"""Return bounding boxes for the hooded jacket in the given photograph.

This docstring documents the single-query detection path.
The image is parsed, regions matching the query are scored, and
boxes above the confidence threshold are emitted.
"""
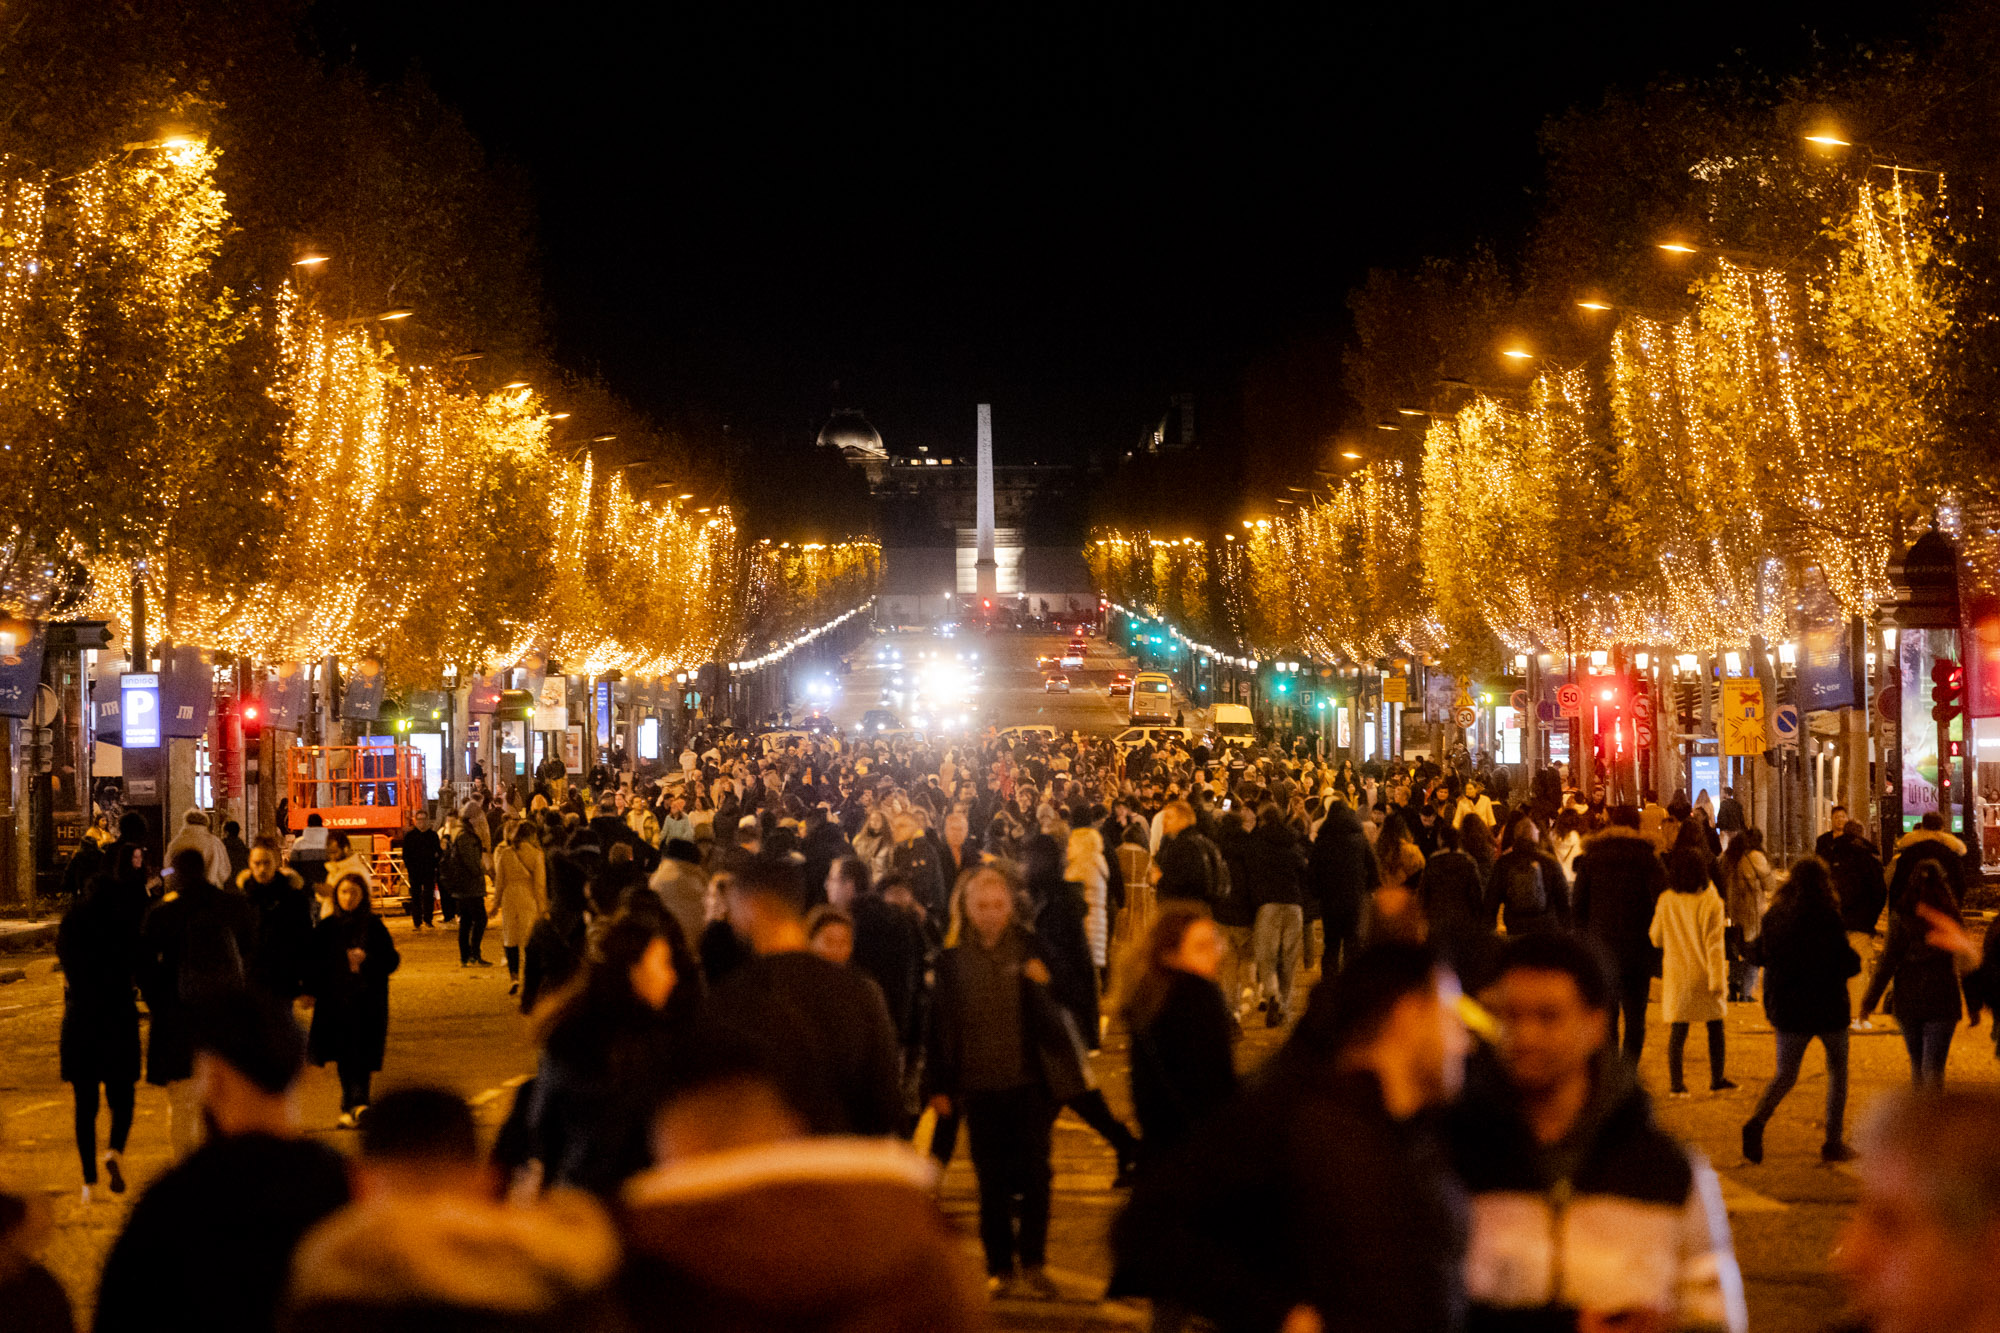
[1569,827,1667,985]
[1448,1050,1746,1333]
[287,1190,620,1333]
[619,1137,983,1333]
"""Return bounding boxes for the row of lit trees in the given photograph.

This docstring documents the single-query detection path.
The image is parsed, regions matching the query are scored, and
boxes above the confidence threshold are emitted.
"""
[3,139,874,683]
[1091,171,1960,672]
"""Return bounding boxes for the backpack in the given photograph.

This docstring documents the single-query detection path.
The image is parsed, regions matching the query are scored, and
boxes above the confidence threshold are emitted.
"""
[1196,834,1232,904]
[1500,856,1547,918]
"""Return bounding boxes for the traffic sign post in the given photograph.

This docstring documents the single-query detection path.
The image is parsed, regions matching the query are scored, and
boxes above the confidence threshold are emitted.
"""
[1557,683,1582,719]
[1453,705,1477,730]
[1772,704,1800,749]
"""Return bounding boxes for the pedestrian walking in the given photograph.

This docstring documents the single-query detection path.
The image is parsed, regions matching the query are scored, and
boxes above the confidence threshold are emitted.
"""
[1066,824,1111,974]
[1720,827,1776,1001]
[526,910,700,1195]
[1119,902,1236,1164]
[1570,804,1669,1063]
[1484,811,1568,937]
[1113,942,1471,1333]
[1652,846,1734,1094]
[1451,932,1747,1333]
[96,990,350,1333]
[496,821,549,994]
[238,836,314,1002]
[398,807,442,929]
[1247,802,1309,1026]
[305,873,400,1128]
[1305,795,1378,972]
[1860,858,1965,1086]
[140,848,258,1156]
[57,863,147,1203]
[440,810,492,967]
[1740,858,1860,1165]
[925,862,1087,1299]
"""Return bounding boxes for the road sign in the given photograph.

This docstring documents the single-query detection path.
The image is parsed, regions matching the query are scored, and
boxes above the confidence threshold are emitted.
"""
[1453,705,1477,729]
[1536,700,1557,723]
[1510,689,1529,714]
[1382,676,1409,703]
[1634,716,1655,747]
[1773,703,1800,748]
[1557,683,1582,718]
[1721,678,1765,756]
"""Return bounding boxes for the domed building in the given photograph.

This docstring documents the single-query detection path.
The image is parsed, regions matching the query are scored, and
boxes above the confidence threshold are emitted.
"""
[817,409,887,460]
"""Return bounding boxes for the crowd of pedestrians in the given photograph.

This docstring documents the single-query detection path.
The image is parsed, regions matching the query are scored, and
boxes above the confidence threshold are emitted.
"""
[12,699,2000,1332]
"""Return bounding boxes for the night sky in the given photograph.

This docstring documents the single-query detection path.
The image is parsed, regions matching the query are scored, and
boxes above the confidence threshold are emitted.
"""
[312,1,1945,466]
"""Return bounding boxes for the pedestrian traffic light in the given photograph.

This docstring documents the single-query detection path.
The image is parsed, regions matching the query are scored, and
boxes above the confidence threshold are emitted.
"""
[1932,658,1965,728]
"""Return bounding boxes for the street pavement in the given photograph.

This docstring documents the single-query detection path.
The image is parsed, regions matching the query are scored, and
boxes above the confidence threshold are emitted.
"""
[1,627,1983,1329]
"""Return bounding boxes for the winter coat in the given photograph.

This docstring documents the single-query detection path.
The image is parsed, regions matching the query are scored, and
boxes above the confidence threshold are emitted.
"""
[1113,1058,1466,1333]
[530,1002,685,1196]
[1067,837,1112,967]
[925,925,1090,1107]
[1862,904,1966,1025]
[1030,877,1102,1050]
[287,1190,620,1333]
[138,882,258,1085]
[163,821,230,889]
[1721,850,1776,941]
[1306,804,1379,932]
[497,843,549,948]
[646,856,708,951]
[1886,829,1970,922]
[1825,832,1886,935]
[1570,826,1668,988]
[891,836,950,924]
[1244,820,1309,910]
[1648,888,1727,1024]
[1128,969,1237,1158]
[398,827,442,887]
[1483,846,1570,937]
[238,866,314,1000]
[305,909,400,1073]
[440,830,488,904]
[1448,1050,1746,1333]
[1756,896,1860,1034]
[57,879,147,1086]
[620,1138,984,1333]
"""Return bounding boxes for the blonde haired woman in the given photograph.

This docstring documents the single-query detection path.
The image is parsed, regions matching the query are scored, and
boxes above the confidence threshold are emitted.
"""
[495,822,548,996]
[1066,825,1111,974]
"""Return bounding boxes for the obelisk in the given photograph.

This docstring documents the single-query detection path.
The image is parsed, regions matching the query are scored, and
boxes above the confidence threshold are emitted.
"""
[975,403,998,603]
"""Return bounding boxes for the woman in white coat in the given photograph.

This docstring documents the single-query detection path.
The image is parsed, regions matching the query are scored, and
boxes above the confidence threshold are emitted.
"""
[1651,846,1734,1095]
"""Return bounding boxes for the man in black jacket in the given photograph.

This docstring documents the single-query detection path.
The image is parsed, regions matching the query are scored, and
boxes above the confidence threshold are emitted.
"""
[1450,933,1745,1333]
[1306,797,1379,974]
[1569,806,1668,1064]
[97,991,349,1333]
[709,856,903,1136]
[397,807,442,929]
[1113,943,1470,1333]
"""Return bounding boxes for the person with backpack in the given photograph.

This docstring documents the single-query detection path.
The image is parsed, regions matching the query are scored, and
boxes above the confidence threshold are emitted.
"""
[1484,812,1568,937]
[139,849,258,1156]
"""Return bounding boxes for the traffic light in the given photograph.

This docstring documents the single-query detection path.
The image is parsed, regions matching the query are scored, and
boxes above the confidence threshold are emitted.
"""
[239,699,262,742]
[982,599,991,610]
[1932,658,1965,728]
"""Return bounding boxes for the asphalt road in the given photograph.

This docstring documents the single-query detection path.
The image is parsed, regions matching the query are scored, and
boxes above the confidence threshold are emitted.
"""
[4,628,1991,1329]
[827,625,1138,739]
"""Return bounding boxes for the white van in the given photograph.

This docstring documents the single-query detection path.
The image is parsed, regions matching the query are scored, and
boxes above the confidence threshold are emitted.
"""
[1210,703,1257,746]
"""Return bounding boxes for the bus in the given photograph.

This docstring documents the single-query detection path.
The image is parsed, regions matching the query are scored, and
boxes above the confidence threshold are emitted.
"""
[1129,671,1174,723]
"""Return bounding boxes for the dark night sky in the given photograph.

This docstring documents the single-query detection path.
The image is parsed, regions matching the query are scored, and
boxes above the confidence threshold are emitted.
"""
[311,1,1945,465]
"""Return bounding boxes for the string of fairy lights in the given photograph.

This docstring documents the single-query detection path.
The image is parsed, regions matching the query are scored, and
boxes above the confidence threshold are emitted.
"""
[0,141,877,684]
[1094,174,1957,672]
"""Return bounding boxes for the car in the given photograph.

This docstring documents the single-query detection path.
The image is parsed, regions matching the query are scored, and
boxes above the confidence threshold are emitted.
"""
[859,709,902,733]
[1036,654,1060,671]
[997,724,1061,742]
[1108,672,1132,696]
[1044,673,1071,693]
[1059,650,1084,669]
[1112,725,1193,749]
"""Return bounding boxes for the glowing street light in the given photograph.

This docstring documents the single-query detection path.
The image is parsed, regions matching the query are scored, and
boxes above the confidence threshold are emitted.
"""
[293,254,329,268]
[549,411,571,420]
[500,381,530,391]
[1657,241,1698,254]
[1501,347,1534,361]
[1576,298,1612,311]
[1804,131,1852,148]
[1340,450,1363,460]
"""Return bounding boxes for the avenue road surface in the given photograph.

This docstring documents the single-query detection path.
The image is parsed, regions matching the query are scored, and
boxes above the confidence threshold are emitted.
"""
[0,624,1987,1329]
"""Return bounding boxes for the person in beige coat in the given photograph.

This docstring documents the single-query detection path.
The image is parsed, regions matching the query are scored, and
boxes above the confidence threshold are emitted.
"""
[495,823,548,996]
[1651,846,1734,1095]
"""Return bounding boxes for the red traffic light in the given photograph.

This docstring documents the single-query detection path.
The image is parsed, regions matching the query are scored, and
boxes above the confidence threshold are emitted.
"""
[241,703,259,722]
[982,599,991,609]
[1933,657,1966,728]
